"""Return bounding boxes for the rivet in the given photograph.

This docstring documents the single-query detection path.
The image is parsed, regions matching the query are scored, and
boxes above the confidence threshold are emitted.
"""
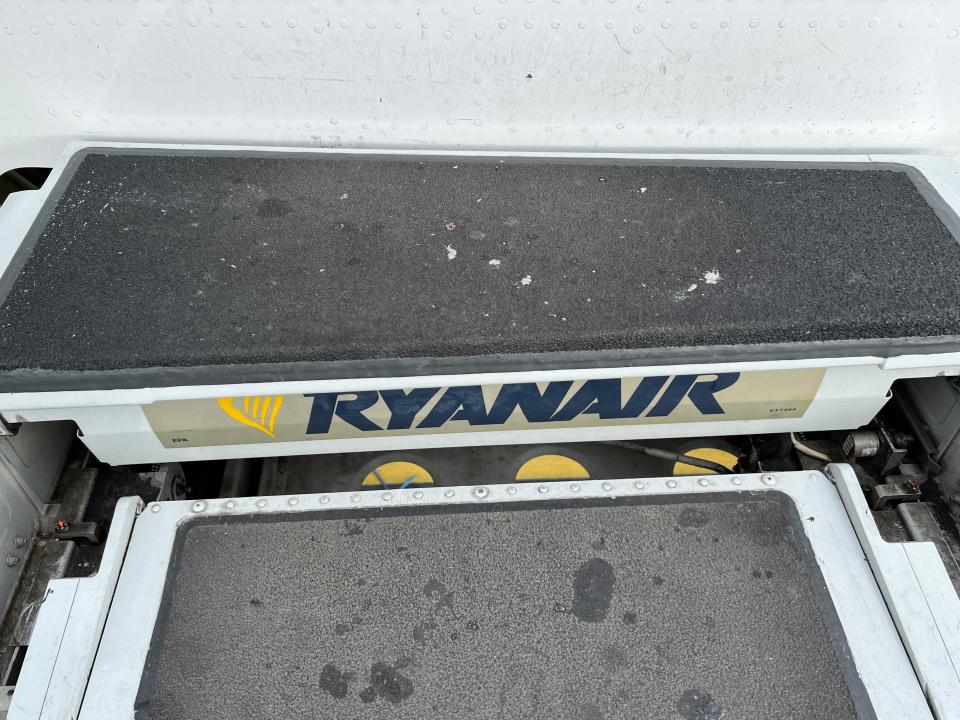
[538,484,550,494]
[762,474,777,486]
[224,500,236,510]
[320,495,331,504]
[444,489,455,498]
[601,482,613,491]
[413,490,425,500]
[698,478,710,487]
[256,499,268,508]
[382,492,393,501]
[150,504,161,513]
[473,486,489,499]
[666,479,678,489]
[288,497,300,506]
[4,555,19,568]
[731,476,743,486]
[633,481,645,490]
[191,501,206,513]
[570,483,581,492]
[506,486,518,495]
[13,536,26,548]
[350,494,360,503]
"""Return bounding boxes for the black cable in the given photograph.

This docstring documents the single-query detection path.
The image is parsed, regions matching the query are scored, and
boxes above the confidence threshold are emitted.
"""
[603,441,734,474]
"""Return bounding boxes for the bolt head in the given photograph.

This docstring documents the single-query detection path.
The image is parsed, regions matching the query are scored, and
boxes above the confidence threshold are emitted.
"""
[4,555,19,568]
[13,536,26,548]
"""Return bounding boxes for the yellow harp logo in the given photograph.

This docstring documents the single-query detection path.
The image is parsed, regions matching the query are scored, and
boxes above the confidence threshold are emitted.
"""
[217,395,284,439]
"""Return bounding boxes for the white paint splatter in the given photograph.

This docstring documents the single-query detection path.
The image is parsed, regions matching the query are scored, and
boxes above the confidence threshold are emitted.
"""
[520,274,532,286]
[445,245,458,260]
[640,187,647,193]
[339,193,349,200]
[703,269,721,284]
[673,283,698,302]
[488,259,501,266]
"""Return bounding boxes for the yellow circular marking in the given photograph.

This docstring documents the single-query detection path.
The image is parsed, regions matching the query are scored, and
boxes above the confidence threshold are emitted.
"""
[673,447,738,476]
[361,461,434,487]
[516,454,591,482]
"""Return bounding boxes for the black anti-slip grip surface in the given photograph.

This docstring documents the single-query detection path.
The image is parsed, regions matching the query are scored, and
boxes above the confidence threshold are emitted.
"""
[133,495,869,720]
[2,149,959,391]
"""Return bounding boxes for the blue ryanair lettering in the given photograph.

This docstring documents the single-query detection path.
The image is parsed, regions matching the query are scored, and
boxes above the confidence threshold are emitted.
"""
[304,373,741,434]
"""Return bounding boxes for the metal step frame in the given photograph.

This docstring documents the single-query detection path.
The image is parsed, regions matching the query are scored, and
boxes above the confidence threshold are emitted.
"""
[8,464,959,719]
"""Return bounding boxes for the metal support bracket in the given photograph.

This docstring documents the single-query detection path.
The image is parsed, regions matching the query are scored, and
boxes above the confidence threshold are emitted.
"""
[7,497,142,720]
[828,463,960,720]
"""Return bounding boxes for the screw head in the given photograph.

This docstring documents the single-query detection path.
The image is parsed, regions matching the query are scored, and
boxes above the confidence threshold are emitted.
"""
[444,489,455,498]
[256,498,268,508]
[288,496,300,506]
[381,492,393,501]
[601,481,613,492]
[506,486,518,495]
[538,484,550,494]
[666,479,678,489]
[191,501,206,513]
[570,483,581,492]
[4,555,20,568]
[224,500,236,510]
[731,476,743,486]
[150,504,161,513]
[473,486,489,499]
[633,481,645,490]
[413,490,424,500]
[698,478,710,487]
[320,495,331,504]
[761,474,777,486]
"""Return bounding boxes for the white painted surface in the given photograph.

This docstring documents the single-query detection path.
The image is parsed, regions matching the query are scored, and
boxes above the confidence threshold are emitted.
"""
[1,1,960,172]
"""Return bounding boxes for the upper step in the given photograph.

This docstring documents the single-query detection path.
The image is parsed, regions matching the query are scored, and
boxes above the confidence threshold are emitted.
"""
[1,148,959,392]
